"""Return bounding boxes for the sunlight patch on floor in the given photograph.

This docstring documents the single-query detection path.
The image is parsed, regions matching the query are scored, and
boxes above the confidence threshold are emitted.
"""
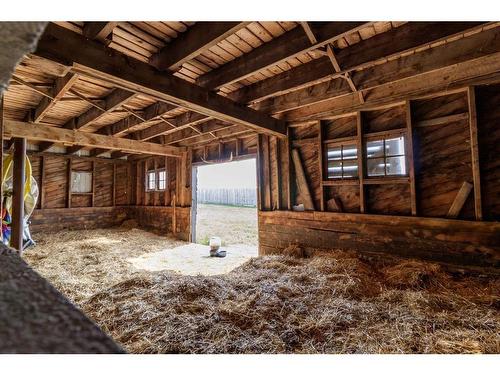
[128,243,258,276]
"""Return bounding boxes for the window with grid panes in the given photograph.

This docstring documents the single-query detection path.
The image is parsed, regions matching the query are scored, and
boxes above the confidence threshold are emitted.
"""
[158,170,166,190]
[326,143,359,179]
[146,170,156,191]
[365,136,407,177]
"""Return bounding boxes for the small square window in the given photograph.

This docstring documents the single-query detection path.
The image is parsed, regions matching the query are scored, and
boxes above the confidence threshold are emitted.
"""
[326,143,358,179]
[71,171,92,193]
[366,136,406,177]
[146,171,156,191]
[158,170,166,190]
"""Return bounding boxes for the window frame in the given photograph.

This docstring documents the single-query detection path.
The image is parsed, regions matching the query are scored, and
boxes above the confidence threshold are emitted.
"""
[324,141,360,180]
[157,169,167,191]
[145,170,157,191]
[365,135,408,178]
[70,170,93,194]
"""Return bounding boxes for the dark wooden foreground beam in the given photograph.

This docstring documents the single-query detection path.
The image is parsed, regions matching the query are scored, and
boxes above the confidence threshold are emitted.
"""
[150,22,250,71]
[83,22,118,41]
[196,22,368,90]
[35,23,286,137]
[11,137,26,252]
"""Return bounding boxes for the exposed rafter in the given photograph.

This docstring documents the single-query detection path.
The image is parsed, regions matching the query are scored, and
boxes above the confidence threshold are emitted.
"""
[150,22,250,71]
[35,23,286,137]
[83,22,118,42]
[32,72,79,122]
[4,119,184,157]
[196,22,369,90]
[228,22,486,105]
[256,25,500,115]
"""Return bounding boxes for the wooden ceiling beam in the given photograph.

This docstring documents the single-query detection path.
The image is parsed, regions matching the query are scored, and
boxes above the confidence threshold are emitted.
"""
[229,22,487,105]
[66,88,136,130]
[4,119,184,157]
[150,22,250,71]
[196,22,368,90]
[177,124,249,147]
[66,145,85,155]
[34,23,286,137]
[32,72,79,122]
[89,148,109,157]
[256,25,500,115]
[136,111,211,141]
[162,119,233,145]
[97,101,177,136]
[83,22,118,42]
[285,52,500,122]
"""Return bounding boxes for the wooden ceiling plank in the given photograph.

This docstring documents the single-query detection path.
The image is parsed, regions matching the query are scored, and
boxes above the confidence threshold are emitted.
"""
[137,111,211,141]
[196,22,369,90]
[4,119,184,157]
[150,22,250,72]
[35,23,286,137]
[258,25,500,114]
[230,22,487,105]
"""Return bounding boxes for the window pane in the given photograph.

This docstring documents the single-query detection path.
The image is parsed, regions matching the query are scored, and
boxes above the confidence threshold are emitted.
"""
[327,160,343,179]
[366,140,384,158]
[367,157,386,176]
[386,156,406,175]
[386,136,405,156]
[327,146,342,161]
[71,171,92,193]
[342,144,358,160]
[342,159,358,178]
[158,170,166,190]
[147,171,156,190]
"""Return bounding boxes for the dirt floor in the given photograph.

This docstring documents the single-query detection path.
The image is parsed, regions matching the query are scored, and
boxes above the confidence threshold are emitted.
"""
[24,228,499,354]
[195,203,258,246]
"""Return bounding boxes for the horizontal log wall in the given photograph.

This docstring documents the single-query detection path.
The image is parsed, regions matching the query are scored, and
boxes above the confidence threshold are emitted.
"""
[259,211,500,273]
[127,206,191,241]
[255,83,500,270]
[31,207,128,233]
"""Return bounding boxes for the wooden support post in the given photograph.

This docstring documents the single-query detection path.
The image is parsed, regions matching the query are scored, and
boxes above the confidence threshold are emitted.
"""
[286,126,294,210]
[275,137,282,211]
[356,112,366,213]
[91,161,96,207]
[265,136,272,210]
[447,181,473,218]
[317,120,325,211]
[405,100,417,216]
[164,156,169,206]
[112,162,116,206]
[0,95,4,242]
[135,161,140,205]
[153,157,158,206]
[467,86,482,220]
[291,148,315,211]
[39,156,45,209]
[11,137,26,252]
[172,194,177,235]
[256,134,263,211]
[66,158,72,208]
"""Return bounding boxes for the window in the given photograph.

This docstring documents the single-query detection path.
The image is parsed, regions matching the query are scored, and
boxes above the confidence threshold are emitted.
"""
[71,171,92,193]
[158,170,166,190]
[146,170,156,191]
[326,143,358,179]
[366,136,406,177]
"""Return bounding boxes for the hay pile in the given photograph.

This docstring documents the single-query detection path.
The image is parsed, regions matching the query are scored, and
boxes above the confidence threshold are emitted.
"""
[24,228,185,304]
[82,251,499,354]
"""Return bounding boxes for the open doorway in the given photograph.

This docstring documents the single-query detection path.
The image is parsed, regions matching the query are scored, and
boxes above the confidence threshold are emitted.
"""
[192,158,258,258]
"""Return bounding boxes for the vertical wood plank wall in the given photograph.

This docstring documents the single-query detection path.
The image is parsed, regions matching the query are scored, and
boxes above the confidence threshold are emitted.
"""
[255,85,500,270]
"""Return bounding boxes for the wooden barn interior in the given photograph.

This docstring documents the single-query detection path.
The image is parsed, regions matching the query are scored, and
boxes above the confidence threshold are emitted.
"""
[0,21,499,354]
